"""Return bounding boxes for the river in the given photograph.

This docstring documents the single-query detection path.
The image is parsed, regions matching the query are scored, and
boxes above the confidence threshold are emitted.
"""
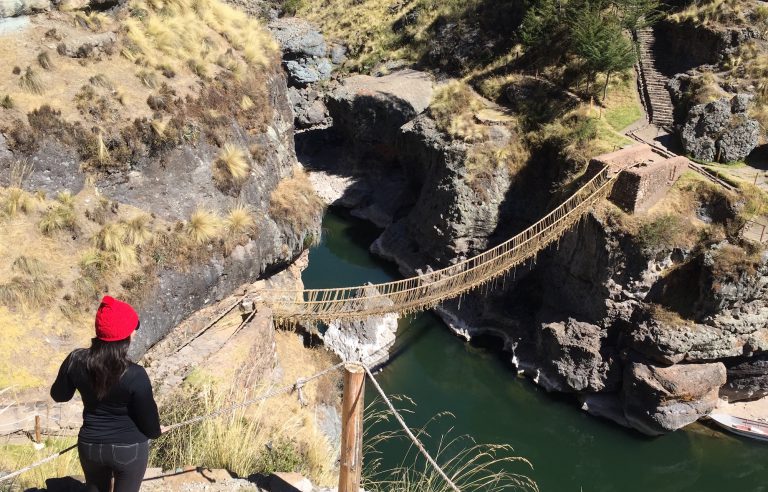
[301,209,768,492]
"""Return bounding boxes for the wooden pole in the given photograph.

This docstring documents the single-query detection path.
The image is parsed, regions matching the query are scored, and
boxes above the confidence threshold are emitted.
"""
[34,415,41,444]
[338,364,365,492]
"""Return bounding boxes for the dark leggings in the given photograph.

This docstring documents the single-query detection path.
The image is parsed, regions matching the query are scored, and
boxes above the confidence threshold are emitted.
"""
[77,441,149,492]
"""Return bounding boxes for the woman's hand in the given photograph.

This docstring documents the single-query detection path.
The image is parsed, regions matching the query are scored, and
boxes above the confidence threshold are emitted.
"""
[160,425,169,434]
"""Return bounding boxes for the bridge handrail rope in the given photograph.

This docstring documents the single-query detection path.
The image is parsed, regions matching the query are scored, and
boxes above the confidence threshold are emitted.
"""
[0,362,463,492]
[264,166,615,321]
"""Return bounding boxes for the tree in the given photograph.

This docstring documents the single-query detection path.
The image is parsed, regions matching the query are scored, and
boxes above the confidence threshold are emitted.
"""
[613,0,663,32]
[570,7,636,99]
[519,0,561,48]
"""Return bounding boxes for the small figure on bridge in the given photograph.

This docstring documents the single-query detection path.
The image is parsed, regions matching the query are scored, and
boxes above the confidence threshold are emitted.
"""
[50,296,161,492]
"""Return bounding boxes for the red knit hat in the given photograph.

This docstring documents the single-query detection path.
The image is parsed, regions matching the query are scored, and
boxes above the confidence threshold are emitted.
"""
[95,296,140,342]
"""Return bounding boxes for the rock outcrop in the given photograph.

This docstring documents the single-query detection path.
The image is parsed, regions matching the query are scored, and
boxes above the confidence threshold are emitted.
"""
[326,69,433,157]
[721,355,768,402]
[269,17,333,86]
[323,312,398,367]
[623,362,726,435]
[535,316,621,393]
[680,96,760,163]
[1,69,317,361]
[0,0,50,18]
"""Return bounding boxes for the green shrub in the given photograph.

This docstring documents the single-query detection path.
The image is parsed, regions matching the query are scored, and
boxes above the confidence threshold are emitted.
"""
[637,214,684,253]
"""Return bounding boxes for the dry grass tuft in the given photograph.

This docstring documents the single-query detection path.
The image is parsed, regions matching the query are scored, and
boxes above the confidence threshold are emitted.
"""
[39,205,77,235]
[269,168,324,231]
[1,94,13,109]
[429,82,488,142]
[0,437,80,490]
[56,190,75,208]
[711,243,762,283]
[12,256,44,277]
[79,248,114,273]
[363,400,538,492]
[150,119,167,137]
[123,215,153,246]
[636,213,697,254]
[93,223,137,268]
[224,203,255,235]
[136,69,159,89]
[240,95,254,110]
[0,256,58,310]
[187,58,209,78]
[122,0,277,82]
[73,11,112,31]
[96,133,110,166]
[186,207,221,243]
[18,67,43,95]
[89,74,113,90]
[37,51,53,70]
[212,143,250,188]
[2,187,35,217]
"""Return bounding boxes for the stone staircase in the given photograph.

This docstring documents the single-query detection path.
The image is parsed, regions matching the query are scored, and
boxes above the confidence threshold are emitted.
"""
[635,27,675,128]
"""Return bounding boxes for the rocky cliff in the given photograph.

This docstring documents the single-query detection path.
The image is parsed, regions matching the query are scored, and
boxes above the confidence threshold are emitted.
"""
[297,65,767,435]
[0,3,321,390]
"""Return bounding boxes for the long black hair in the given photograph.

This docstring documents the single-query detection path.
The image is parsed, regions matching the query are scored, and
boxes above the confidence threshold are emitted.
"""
[85,337,131,400]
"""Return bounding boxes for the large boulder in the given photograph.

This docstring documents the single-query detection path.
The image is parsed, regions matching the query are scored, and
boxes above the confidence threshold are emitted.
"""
[269,17,327,58]
[680,95,761,163]
[623,362,726,435]
[0,0,49,18]
[321,284,399,366]
[268,17,334,87]
[288,86,329,129]
[720,355,768,402]
[56,32,116,58]
[629,313,768,365]
[326,69,434,156]
[535,315,621,393]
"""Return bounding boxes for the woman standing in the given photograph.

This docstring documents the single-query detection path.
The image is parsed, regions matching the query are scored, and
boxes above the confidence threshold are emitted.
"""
[51,296,161,492]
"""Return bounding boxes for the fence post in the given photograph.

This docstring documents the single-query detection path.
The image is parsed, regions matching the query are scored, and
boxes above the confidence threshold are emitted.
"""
[34,415,41,444]
[338,364,365,492]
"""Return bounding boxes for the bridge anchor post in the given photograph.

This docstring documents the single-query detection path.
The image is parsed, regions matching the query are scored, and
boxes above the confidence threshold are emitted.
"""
[338,363,365,492]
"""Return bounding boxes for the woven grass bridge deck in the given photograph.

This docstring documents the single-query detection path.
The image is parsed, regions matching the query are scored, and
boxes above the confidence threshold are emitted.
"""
[261,166,615,322]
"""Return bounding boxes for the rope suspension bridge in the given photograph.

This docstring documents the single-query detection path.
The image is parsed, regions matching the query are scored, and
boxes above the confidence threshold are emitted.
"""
[263,165,617,322]
[1,164,621,492]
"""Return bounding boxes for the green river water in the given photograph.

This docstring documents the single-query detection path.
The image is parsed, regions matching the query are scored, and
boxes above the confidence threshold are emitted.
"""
[301,210,768,492]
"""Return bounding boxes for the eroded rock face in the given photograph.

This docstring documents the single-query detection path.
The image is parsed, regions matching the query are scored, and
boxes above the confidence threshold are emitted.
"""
[633,245,768,365]
[629,316,766,365]
[680,95,761,163]
[269,17,334,87]
[0,0,49,18]
[536,316,621,393]
[721,356,768,402]
[326,69,434,156]
[323,313,398,367]
[623,362,726,435]
[321,284,399,366]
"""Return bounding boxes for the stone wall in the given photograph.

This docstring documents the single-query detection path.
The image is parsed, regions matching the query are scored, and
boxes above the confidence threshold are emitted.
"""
[610,156,687,213]
[590,144,687,214]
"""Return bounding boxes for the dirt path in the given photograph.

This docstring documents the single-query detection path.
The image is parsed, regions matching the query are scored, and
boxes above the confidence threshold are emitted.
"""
[0,255,310,441]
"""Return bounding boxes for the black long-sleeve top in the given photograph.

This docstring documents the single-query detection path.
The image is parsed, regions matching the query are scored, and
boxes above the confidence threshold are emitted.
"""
[50,350,162,443]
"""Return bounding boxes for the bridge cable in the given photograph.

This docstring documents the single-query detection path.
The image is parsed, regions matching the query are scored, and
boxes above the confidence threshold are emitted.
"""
[355,362,462,492]
[0,362,346,484]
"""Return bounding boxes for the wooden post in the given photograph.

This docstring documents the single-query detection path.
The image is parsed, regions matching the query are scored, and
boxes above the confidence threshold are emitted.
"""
[338,364,365,492]
[34,415,41,444]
